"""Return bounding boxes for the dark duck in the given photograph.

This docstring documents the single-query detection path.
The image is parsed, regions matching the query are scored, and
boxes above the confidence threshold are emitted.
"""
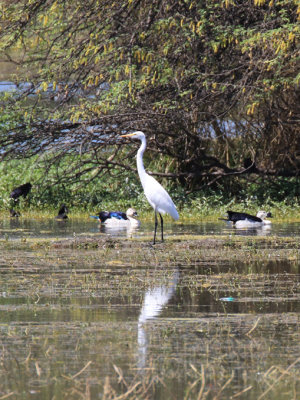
[55,204,69,220]
[221,210,272,228]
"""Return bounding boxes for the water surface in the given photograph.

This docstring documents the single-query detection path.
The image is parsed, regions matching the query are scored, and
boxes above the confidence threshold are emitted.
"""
[0,215,299,399]
[0,217,299,240]
[0,236,299,399]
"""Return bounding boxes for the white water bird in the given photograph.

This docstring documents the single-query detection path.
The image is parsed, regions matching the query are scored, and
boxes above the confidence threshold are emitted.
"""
[91,207,140,228]
[105,207,141,228]
[120,131,179,244]
[221,210,272,228]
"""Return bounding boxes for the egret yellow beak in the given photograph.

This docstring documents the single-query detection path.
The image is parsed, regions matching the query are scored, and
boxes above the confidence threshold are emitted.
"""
[120,133,136,137]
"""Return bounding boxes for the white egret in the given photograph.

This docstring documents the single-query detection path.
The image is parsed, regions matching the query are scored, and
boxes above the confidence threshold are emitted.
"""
[221,210,272,228]
[120,131,179,244]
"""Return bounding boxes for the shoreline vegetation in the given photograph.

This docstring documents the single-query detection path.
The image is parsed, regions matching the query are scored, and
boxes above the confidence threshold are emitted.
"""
[0,156,299,221]
[0,208,300,221]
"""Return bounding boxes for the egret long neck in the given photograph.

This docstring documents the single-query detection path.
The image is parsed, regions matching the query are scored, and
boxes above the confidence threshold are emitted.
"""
[136,137,148,184]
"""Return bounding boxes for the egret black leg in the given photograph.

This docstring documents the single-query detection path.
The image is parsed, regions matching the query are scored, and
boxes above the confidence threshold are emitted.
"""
[159,213,164,242]
[153,210,158,244]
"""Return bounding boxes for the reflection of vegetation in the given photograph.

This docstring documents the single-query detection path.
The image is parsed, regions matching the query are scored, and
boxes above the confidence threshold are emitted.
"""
[0,0,299,194]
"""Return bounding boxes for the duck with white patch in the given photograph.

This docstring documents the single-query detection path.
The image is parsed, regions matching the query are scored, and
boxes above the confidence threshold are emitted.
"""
[221,210,272,228]
[90,207,141,228]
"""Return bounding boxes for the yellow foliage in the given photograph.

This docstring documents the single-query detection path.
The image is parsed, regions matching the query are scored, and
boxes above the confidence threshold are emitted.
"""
[254,0,266,5]
[151,71,157,85]
[135,49,141,62]
[212,43,219,53]
[87,78,94,86]
[50,1,58,12]
[125,64,130,75]
[288,32,295,42]
[189,22,195,33]
[247,102,259,115]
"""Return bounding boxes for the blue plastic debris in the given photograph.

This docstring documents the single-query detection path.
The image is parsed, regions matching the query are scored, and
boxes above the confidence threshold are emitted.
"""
[219,297,236,302]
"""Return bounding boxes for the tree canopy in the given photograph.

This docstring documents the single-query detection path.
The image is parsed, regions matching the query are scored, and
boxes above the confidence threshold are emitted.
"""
[0,0,299,192]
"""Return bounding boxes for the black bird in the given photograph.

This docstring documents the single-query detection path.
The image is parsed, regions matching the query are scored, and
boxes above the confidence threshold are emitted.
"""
[10,182,32,201]
[10,208,21,217]
[55,204,69,220]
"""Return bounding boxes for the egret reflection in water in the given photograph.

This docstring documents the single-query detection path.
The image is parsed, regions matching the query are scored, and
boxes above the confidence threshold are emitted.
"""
[137,269,179,369]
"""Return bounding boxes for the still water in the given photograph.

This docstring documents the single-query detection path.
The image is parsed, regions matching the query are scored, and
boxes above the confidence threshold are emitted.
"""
[0,216,300,240]
[0,218,299,399]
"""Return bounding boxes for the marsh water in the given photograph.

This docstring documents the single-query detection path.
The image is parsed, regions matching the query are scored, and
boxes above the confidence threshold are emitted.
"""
[1,216,300,240]
[0,217,299,399]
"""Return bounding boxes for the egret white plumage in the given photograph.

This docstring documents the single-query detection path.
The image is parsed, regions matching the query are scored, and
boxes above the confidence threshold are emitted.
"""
[221,210,272,228]
[120,131,179,244]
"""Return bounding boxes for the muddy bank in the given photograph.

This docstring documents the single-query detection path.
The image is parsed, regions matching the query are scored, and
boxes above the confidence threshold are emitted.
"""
[0,235,298,271]
[1,234,299,250]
